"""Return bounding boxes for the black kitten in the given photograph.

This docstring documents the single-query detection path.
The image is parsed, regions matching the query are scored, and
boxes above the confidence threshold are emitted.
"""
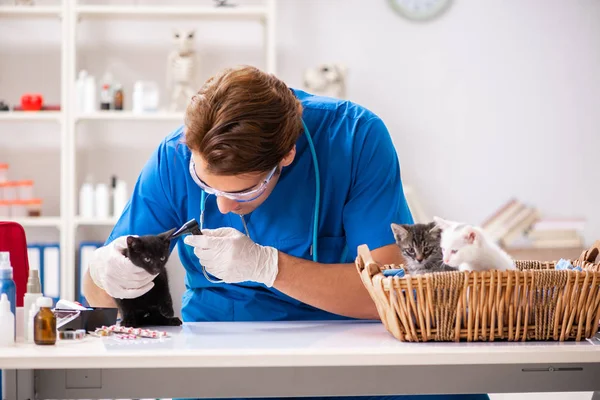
[114,229,183,328]
[390,222,457,275]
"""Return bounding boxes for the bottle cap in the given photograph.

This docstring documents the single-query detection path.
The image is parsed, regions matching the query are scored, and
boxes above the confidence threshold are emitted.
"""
[26,268,41,293]
[0,293,10,314]
[0,251,11,269]
[0,252,12,279]
[36,297,53,308]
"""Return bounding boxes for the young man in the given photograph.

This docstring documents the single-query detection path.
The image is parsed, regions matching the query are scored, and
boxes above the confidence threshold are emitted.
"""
[84,65,488,400]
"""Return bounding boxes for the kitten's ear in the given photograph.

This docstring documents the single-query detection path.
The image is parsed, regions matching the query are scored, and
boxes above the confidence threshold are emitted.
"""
[126,236,138,248]
[433,216,453,231]
[427,221,441,233]
[464,227,477,244]
[390,223,409,241]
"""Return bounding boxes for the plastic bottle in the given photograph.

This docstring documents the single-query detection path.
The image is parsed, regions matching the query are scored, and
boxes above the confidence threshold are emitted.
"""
[79,175,95,218]
[132,81,144,113]
[23,265,42,342]
[75,69,88,115]
[84,74,97,113]
[0,252,16,340]
[99,72,114,110]
[0,293,15,346]
[95,183,109,219]
[112,178,128,218]
[27,302,37,344]
[34,297,56,346]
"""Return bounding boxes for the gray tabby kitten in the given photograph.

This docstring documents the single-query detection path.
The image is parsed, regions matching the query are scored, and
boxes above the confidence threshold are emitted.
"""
[390,222,457,275]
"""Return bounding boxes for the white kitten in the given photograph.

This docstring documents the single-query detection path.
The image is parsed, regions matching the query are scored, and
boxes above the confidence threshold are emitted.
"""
[433,216,516,272]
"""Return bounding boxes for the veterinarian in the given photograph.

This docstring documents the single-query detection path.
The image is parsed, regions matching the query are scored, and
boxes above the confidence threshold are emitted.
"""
[84,65,489,400]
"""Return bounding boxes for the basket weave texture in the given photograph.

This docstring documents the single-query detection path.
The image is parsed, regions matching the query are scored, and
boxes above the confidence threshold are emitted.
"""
[355,241,600,342]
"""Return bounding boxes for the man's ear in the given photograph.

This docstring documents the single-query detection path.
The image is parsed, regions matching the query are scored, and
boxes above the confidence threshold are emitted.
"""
[280,145,296,167]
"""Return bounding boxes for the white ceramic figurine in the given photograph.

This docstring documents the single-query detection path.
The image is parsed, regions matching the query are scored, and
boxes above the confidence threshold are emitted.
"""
[167,29,200,111]
[303,63,347,99]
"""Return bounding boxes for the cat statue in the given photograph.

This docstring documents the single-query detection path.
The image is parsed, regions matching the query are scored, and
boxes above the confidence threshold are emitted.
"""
[167,29,200,111]
[391,222,457,275]
[433,216,516,272]
[303,63,347,99]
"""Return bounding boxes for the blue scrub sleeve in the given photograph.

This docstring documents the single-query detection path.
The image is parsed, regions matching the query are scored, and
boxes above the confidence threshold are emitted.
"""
[342,117,413,257]
[105,138,182,248]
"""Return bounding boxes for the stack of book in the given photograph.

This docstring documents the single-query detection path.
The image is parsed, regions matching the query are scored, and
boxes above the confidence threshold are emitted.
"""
[525,219,585,248]
[481,198,585,248]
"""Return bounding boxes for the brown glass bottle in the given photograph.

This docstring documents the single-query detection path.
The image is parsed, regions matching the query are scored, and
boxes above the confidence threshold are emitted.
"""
[34,297,56,345]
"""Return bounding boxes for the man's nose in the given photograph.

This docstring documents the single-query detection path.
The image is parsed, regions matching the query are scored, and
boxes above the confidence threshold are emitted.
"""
[216,196,239,214]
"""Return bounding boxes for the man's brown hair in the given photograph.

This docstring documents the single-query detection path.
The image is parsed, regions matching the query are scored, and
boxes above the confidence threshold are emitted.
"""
[184,65,303,175]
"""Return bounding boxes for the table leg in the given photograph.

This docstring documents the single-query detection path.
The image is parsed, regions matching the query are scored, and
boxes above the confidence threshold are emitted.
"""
[2,369,34,400]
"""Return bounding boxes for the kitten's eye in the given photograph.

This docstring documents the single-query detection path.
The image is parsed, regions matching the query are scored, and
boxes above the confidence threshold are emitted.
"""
[451,249,458,255]
[160,256,166,261]
[144,257,151,263]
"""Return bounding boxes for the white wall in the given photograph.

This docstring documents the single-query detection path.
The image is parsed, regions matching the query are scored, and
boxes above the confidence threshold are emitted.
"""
[277,0,600,245]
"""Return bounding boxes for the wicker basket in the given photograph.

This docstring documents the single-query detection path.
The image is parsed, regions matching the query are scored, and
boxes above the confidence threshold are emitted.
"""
[355,241,600,342]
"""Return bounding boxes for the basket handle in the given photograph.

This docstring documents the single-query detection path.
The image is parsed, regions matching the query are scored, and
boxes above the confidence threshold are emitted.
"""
[357,244,381,278]
[578,240,600,264]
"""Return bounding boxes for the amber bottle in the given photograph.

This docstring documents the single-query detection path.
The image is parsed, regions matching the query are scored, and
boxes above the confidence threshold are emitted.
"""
[34,297,56,345]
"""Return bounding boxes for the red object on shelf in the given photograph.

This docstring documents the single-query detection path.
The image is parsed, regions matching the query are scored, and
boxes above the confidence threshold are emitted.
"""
[0,221,30,307]
[20,94,44,111]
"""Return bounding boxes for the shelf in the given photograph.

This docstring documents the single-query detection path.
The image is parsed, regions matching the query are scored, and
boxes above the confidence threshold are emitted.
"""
[75,111,184,122]
[74,217,118,227]
[0,111,62,122]
[5,217,62,228]
[75,5,268,21]
[0,5,62,18]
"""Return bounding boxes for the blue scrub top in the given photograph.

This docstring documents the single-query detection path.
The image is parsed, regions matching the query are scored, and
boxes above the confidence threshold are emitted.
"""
[105,88,414,322]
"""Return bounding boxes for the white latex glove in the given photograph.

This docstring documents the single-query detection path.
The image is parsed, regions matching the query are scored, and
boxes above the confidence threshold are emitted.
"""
[88,235,158,299]
[183,227,279,287]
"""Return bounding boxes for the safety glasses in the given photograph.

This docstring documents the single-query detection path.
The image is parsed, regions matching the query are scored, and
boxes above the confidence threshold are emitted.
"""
[189,158,277,203]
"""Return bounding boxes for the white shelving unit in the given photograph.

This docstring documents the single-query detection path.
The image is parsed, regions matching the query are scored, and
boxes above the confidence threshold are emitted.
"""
[0,5,62,18]
[0,111,63,122]
[1,0,277,302]
[75,111,184,122]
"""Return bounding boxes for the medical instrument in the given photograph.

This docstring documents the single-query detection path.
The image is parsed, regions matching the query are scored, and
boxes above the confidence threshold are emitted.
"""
[23,264,42,342]
[0,294,14,347]
[0,252,16,339]
[192,118,351,285]
[34,297,57,345]
[170,218,202,239]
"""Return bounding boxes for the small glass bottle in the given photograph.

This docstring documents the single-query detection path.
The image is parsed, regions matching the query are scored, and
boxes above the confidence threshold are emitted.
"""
[114,83,123,110]
[34,297,56,345]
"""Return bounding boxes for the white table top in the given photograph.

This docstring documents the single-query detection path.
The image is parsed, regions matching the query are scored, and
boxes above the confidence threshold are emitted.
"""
[1,320,600,370]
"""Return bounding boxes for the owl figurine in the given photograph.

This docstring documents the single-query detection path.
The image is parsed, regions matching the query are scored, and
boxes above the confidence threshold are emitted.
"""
[167,29,200,111]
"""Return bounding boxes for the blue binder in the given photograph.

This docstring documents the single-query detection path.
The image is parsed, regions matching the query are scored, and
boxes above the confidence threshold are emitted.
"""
[78,242,103,307]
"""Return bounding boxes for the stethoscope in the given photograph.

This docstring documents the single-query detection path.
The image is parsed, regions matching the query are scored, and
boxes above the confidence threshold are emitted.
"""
[194,119,348,284]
